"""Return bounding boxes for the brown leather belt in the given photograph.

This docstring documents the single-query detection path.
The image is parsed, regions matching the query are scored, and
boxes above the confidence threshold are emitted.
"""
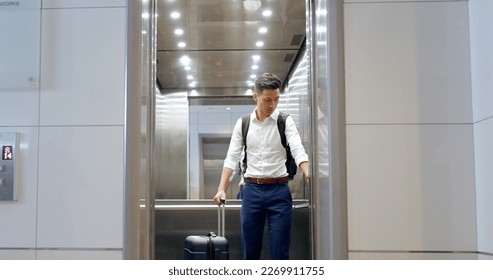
[244,176,289,184]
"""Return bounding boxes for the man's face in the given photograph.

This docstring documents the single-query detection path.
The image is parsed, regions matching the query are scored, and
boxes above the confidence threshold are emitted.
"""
[254,88,280,117]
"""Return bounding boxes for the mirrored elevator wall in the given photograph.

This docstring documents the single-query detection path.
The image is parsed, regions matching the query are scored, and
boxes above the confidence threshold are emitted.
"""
[279,50,310,199]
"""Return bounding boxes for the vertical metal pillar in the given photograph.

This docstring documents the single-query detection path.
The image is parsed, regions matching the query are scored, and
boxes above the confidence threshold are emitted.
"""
[309,0,348,260]
[123,0,156,260]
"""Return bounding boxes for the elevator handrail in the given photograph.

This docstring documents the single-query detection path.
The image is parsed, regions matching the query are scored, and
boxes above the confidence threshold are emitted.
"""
[153,199,309,211]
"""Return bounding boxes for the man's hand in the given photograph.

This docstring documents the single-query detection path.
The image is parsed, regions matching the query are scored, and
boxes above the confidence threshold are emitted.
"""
[213,190,226,205]
[299,161,310,184]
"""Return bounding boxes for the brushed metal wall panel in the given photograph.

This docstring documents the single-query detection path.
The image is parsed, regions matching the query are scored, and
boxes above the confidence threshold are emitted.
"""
[154,91,189,199]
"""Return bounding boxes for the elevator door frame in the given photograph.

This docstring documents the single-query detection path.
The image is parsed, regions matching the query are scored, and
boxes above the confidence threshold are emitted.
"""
[124,0,348,260]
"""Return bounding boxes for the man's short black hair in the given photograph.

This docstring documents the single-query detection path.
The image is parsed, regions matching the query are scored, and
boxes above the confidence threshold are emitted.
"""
[254,73,282,93]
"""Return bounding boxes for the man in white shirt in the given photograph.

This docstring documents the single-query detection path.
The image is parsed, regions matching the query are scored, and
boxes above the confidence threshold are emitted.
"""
[213,73,309,260]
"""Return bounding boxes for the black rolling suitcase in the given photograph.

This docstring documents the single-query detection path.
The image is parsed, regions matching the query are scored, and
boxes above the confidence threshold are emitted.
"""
[184,201,229,260]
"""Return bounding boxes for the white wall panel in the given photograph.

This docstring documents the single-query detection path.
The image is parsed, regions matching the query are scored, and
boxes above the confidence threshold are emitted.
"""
[478,254,493,260]
[0,250,35,260]
[349,252,477,260]
[347,124,476,251]
[40,7,125,126]
[198,111,234,125]
[344,1,472,124]
[469,0,493,257]
[0,89,39,126]
[42,0,125,9]
[198,124,235,135]
[36,126,123,248]
[189,111,199,125]
[469,0,493,122]
[0,127,38,248]
[36,249,122,260]
[474,118,493,254]
[344,0,462,2]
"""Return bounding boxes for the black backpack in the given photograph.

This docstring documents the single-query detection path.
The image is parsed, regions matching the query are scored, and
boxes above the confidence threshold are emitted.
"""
[240,112,298,180]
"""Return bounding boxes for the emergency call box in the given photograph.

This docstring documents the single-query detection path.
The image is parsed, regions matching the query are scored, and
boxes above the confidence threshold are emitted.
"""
[0,132,19,201]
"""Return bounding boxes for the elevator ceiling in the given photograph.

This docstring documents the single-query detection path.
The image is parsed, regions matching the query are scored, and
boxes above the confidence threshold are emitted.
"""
[156,0,306,96]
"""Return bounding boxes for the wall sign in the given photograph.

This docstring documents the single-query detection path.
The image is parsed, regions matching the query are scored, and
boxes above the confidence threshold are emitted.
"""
[0,0,41,88]
[0,132,19,201]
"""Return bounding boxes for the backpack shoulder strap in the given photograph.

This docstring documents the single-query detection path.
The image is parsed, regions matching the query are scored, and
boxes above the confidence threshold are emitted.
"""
[277,112,288,148]
[241,114,250,147]
[241,115,250,171]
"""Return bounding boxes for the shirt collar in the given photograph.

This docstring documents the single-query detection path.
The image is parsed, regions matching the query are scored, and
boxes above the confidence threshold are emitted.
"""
[251,109,279,122]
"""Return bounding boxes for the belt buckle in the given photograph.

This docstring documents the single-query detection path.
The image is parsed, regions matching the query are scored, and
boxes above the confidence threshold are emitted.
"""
[256,178,261,184]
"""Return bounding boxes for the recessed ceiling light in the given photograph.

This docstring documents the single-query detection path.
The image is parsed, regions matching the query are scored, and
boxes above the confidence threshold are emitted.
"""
[174,28,184,35]
[170,11,180,19]
[251,65,258,70]
[180,56,191,66]
[255,41,264,47]
[258,27,268,34]
[250,74,256,79]
[177,42,186,48]
[262,10,272,17]
[252,55,260,61]
[243,0,261,11]
[187,75,194,80]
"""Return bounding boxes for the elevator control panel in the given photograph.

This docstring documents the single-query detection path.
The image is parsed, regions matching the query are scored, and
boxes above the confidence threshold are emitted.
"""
[0,132,19,201]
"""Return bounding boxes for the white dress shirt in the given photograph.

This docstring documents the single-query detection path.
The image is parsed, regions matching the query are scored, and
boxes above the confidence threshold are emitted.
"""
[223,110,309,178]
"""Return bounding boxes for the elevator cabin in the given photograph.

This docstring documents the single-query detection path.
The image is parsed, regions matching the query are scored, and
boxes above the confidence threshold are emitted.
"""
[126,0,347,260]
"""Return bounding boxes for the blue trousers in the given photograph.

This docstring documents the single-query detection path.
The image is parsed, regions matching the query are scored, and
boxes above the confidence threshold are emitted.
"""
[240,182,293,260]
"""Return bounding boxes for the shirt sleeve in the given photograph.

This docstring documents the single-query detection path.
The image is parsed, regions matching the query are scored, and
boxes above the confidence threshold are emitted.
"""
[284,115,309,166]
[223,118,244,171]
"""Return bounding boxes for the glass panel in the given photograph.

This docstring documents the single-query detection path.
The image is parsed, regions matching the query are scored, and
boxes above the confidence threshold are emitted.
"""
[0,0,41,87]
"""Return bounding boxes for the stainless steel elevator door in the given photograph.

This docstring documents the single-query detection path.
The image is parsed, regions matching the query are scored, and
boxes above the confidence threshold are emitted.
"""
[201,137,242,199]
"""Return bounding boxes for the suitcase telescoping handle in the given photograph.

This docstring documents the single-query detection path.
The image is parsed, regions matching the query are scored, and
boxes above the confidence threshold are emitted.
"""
[218,198,226,237]
[217,172,233,237]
